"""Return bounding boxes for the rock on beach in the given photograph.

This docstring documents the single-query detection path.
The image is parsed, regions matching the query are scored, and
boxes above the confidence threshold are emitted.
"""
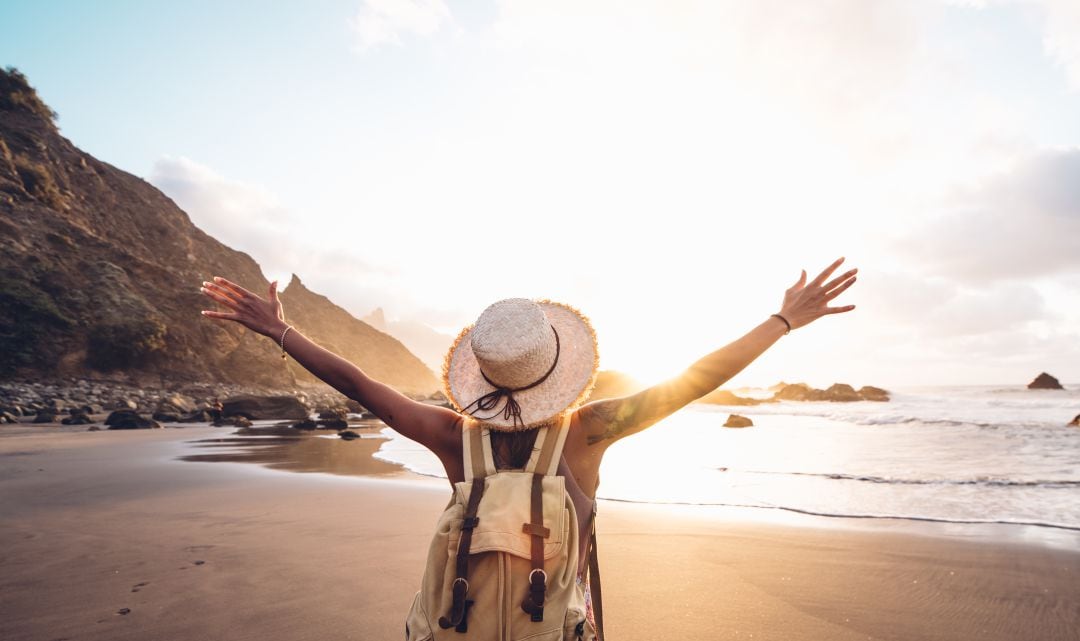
[105,410,161,430]
[222,395,310,420]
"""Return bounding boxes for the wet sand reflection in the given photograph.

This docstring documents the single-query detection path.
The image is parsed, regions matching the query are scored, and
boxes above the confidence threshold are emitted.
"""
[178,420,407,477]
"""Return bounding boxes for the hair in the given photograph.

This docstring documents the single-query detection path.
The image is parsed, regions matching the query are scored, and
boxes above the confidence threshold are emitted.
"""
[490,429,539,470]
[486,413,562,470]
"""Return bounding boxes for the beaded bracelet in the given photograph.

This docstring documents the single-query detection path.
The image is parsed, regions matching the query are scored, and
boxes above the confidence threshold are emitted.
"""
[279,325,294,360]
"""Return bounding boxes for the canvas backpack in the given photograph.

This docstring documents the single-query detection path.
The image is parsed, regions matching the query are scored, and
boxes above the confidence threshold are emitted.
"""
[405,413,602,641]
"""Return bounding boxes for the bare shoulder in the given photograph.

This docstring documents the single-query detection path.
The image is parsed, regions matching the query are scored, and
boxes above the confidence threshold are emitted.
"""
[575,394,649,446]
[574,379,692,446]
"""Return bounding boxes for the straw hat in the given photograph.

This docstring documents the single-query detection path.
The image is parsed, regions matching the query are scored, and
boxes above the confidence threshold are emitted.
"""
[443,298,599,432]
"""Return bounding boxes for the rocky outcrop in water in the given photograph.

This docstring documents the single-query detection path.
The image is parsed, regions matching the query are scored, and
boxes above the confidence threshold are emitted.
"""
[772,382,890,402]
[723,414,753,428]
[1028,373,1064,390]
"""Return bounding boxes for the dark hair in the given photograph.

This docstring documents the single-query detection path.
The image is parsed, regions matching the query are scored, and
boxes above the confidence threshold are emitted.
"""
[490,429,540,470]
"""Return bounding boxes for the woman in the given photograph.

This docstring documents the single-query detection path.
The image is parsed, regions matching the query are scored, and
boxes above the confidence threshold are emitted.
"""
[199,257,857,638]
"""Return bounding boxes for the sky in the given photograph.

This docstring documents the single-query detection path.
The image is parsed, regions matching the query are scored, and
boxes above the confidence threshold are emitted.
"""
[2,0,1079,388]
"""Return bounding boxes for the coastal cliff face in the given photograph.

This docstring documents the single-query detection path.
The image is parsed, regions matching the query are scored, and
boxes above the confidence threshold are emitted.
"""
[0,68,438,395]
[279,276,438,394]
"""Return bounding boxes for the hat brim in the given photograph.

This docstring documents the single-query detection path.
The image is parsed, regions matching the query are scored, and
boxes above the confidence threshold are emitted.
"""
[443,300,599,432]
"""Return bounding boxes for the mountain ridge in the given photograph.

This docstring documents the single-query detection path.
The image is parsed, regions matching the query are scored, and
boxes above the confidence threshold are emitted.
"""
[0,67,438,395]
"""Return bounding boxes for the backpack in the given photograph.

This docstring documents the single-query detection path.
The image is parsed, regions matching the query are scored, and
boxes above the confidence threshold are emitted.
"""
[405,413,602,641]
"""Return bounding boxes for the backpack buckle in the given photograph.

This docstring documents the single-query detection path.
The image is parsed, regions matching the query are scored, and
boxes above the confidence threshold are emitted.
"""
[522,568,548,622]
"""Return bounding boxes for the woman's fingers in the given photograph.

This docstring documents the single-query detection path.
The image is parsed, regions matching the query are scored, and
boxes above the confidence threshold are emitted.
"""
[822,304,856,315]
[809,257,845,288]
[201,310,240,320]
[213,276,257,300]
[268,280,279,304]
[200,285,241,310]
[790,269,807,290]
[824,275,857,301]
[822,268,857,292]
[202,281,241,302]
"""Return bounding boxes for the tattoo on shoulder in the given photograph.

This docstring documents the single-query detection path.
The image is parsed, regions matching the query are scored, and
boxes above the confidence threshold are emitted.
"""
[584,398,644,445]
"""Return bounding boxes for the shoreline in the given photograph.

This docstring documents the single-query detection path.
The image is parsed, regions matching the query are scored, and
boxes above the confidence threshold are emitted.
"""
[2,425,1079,640]
[5,422,1079,551]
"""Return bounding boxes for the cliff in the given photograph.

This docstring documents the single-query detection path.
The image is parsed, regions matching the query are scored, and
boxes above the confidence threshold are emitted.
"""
[0,67,438,394]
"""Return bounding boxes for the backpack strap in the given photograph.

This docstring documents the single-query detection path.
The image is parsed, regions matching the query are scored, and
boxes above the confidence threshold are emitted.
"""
[462,417,494,482]
[439,474,485,632]
[520,412,572,623]
[587,504,605,641]
[441,417,490,632]
[526,412,572,476]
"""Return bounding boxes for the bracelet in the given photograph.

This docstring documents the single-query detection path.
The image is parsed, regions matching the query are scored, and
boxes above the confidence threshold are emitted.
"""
[279,325,294,360]
[770,313,791,335]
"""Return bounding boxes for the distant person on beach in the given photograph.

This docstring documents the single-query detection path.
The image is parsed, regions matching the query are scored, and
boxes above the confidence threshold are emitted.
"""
[199,257,856,639]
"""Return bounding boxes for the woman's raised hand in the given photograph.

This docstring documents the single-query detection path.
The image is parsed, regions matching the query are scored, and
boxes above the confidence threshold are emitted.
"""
[777,257,857,331]
[200,277,287,338]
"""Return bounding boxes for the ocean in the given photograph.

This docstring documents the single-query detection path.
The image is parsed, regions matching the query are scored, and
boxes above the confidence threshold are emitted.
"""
[374,386,1080,533]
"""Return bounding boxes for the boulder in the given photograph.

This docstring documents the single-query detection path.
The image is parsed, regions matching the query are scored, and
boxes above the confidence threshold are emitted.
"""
[1028,373,1064,390]
[156,394,196,415]
[114,399,138,410]
[1069,414,1080,427]
[773,383,814,401]
[343,399,365,414]
[222,395,309,420]
[823,383,861,402]
[1,411,18,424]
[857,386,890,402]
[291,419,317,431]
[33,410,58,423]
[339,430,360,440]
[61,413,93,425]
[87,425,102,431]
[232,416,252,428]
[105,410,161,429]
[317,407,348,420]
[317,417,348,430]
[152,411,181,423]
[723,414,754,428]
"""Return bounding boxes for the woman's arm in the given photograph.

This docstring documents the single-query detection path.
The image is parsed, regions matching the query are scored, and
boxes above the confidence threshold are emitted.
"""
[578,257,858,447]
[200,277,460,457]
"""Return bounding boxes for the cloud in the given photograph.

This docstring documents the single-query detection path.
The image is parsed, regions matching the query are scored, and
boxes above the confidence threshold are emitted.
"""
[858,271,1048,337]
[1036,0,1080,90]
[952,0,1080,91]
[348,0,452,52]
[150,155,292,265]
[896,147,1080,283]
[149,155,396,312]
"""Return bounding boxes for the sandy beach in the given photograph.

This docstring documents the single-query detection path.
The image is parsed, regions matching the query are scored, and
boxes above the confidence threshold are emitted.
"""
[2,424,1078,641]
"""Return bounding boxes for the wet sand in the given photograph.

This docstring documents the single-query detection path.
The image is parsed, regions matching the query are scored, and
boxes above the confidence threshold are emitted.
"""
[1,425,1078,641]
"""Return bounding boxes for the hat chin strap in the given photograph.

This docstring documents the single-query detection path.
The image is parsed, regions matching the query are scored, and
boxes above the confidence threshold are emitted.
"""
[460,325,560,429]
